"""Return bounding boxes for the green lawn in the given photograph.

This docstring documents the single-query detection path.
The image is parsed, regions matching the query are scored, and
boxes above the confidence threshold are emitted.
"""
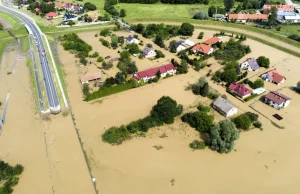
[0,12,21,29]
[272,25,300,36]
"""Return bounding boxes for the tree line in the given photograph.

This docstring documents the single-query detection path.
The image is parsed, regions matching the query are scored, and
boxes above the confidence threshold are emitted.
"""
[0,160,24,194]
[113,0,209,3]
[102,96,183,144]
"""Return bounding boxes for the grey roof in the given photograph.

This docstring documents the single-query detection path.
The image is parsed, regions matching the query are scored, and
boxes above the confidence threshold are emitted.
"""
[247,58,260,70]
[142,46,154,54]
[277,11,296,17]
[126,35,135,42]
[213,97,237,114]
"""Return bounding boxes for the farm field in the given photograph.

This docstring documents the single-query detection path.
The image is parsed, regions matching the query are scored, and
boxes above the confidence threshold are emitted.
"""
[56,27,300,194]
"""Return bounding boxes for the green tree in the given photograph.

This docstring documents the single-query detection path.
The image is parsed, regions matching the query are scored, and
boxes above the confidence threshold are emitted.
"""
[102,61,113,69]
[97,56,103,62]
[169,40,177,53]
[83,2,97,11]
[207,119,239,153]
[233,114,252,130]
[224,0,235,11]
[252,79,264,89]
[181,111,214,133]
[208,6,216,17]
[151,96,181,124]
[156,70,161,79]
[257,56,270,68]
[100,28,110,37]
[128,43,140,54]
[82,83,90,96]
[115,72,125,84]
[193,12,209,20]
[120,9,126,17]
[197,32,204,39]
[102,126,130,145]
[200,82,209,97]
[178,59,188,74]
[179,23,194,36]
[154,35,165,48]
[126,61,138,74]
[120,50,131,59]
[297,81,300,88]
[155,50,165,58]
[221,69,238,83]
[268,6,278,26]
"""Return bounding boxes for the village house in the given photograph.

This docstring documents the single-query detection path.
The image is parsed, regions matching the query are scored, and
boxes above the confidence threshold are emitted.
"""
[252,87,266,95]
[212,97,238,117]
[228,14,268,23]
[264,91,291,109]
[176,39,195,52]
[125,35,139,44]
[132,64,176,83]
[192,44,214,55]
[263,4,294,12]
[277,11,300,23]
[34,8,42,14]
[142,46,156,58]
[45,12,59,20]
[80,72,101,84]
[261,69,285,85]
[203,36,220,46]
[239,58,260,71]
[228,82,252,98]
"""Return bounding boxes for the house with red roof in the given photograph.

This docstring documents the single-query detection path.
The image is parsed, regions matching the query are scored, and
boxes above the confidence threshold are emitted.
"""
[133,64,176,83]
[203,36,220,46]
[34,8,41,14]
[263,4,294,12]
[191,44,214,55]
[228,82,252,98]
[228,14,268,23]
[55,2,66,9]
[46,12,59,20]
[80,72,101,84]
[264,91,291,109]
[261,69,286,85]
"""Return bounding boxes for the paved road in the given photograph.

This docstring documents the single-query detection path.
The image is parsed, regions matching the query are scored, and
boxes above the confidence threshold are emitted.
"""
[0,2,60,113]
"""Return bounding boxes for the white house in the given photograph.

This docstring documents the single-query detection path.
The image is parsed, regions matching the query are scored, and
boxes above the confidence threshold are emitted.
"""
[126,35,139,44]
[133,64,176,83]
[142,47,156,58]
[284,15,300,23]
[212,97,238,117]
[252,87,266,95]
[264,91,291,109]
[240,58,260,71]
[182,39,195,47]
[176,44,186,52]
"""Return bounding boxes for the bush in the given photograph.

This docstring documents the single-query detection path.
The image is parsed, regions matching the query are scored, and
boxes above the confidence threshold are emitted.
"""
[100,38,110,48]
[253,121,262,128]
[155,50,165,58]
[97,56,103,62]
[100,28,110,37]
[288,34,300,42]
[89,51,99,58]
[193,12,208,20]
[233,114,252,130]
[189,140,206,150]
[197,32,204,39]
[102,126,130,145]
[102,61,113,69]
[214,39,251,61]
[181,111,214,133]
[82,83,90,96]
[197,104,210,112]
[245,112,259,122]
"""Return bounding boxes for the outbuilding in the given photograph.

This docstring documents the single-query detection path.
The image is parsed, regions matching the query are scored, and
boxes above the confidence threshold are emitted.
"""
[212,97,238,117]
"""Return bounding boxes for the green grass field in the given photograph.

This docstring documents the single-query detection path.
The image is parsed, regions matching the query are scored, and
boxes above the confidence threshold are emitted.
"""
[272,25,300,36]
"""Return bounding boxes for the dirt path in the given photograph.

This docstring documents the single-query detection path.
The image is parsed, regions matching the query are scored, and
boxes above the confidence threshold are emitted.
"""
[133,21,300,57]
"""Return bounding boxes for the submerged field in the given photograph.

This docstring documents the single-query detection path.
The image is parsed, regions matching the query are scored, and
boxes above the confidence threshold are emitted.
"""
[56,27,300,194]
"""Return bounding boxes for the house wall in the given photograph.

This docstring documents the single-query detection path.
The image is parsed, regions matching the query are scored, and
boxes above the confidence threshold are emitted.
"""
[284,100,290,107]
[227,107,238,117]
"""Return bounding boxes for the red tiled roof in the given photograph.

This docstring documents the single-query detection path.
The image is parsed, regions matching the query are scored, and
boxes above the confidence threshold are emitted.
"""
[228,14,268,20]
[80,72,101,83]
[263,4,294,12]
[133,64,176,81]
[265,91,291,104]
[204,36,220,45]
[55,2,65,8]
[46,12,59,17]
[266,69,285,83]
[34,8,40,12]
[228,82,252,97]
[47,2,53,4]
[192,44,212,55]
